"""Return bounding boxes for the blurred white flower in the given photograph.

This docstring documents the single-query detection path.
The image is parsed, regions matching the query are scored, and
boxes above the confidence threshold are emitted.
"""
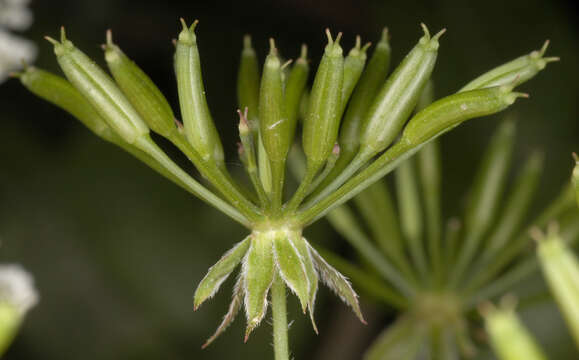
[0,0,35,83]
[0,0,33,30]
[0,264,38,316]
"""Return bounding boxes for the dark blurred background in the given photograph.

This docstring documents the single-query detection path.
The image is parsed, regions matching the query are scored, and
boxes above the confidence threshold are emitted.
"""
[0,0,577,359]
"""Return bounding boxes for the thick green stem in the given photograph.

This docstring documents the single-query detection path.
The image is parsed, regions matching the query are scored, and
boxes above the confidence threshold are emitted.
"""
[272,275,289,360]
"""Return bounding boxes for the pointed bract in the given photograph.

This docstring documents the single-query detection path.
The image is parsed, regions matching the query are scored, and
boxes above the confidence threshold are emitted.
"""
[202,275,244,348]
[194,236,251,310]
[243,235,275,341]
[273,232,310,313]
[294,237,320,333]
[309,243,365,324]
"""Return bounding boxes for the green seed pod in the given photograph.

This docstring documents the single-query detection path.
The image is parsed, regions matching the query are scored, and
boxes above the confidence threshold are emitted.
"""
[193,236,251,310]
[175,19,224,165]
[18,66,116,142]
[340,36,369,115]
[104,30,177,139]
[460,41,559,92]
[339,28,391,160]
[237,35,260,132]
[400,86,527,147]
[573,153,579,208]
[482,300,548,360]
[302,30,344,167]
[259,39,290,163]
[359,25,443,157]
[283,44,309,148]
[46,28,149,144]
[536,226,579,347]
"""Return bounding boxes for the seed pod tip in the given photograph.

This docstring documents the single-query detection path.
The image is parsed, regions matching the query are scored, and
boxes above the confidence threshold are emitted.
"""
[354,35,361,50]
[268,38,277,56]
[60,26,67,42]
[381,27,389,42]
[300,44,308,60]
[432,28,446,41]
[325,28,333,44]
[420,23,431,39]
[540,39,550,56]
[528,226,544,243]
[572,152,578,162]
[361,41,372,53]
[281,59,293,70]
[105,29,114,46]
[44,35,59,45]
[243,34,252,49]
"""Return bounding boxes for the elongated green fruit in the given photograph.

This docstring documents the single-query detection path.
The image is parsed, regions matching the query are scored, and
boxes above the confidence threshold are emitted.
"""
[460,41,558,92]
[536,227,579,347]
[307,26,443,209]
[18,66,114,142]
[46,28,149,144]
[259,40,289,163]
[298,85,526,226]
[359,25,443,158]
[340,36,369,115]
[482,302,547,360]
[104,30,177,139]
[400,86,526,146]
[302,29,344,167]
[339,28,391,161]
[175,19,224,165]
[259,39,289,211]
[22,59,250,226]
[283,45,309,149]
[237,35,260,132]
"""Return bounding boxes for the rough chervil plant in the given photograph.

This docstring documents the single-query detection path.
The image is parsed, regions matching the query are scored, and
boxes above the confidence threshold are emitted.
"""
[16,20,556,358]
[315,112,578,357]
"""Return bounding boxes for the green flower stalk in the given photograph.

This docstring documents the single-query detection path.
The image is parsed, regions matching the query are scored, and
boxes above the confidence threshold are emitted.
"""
[312,112,576,357]
[17,21,555,359]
